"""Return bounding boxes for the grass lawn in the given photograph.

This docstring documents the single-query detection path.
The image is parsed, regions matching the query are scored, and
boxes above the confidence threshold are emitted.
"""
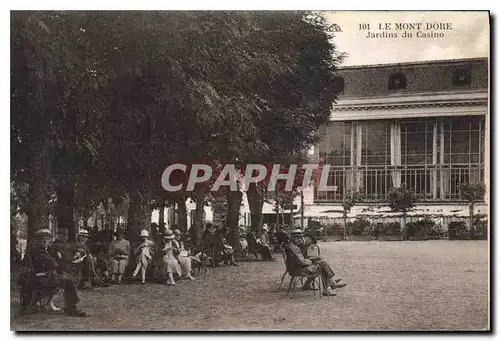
[11,240,489,331]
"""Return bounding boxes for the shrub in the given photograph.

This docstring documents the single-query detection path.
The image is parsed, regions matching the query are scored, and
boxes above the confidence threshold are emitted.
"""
[472,219,488,235]
[346,218,371,236]
[372,223,384,236]
[326,223,344,235]
[384,222,401,236]
[448,221,468,236]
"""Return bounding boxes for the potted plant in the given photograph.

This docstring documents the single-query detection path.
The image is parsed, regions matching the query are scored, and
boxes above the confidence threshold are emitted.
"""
[387,186,417,239]
[326,223,344,241]
[458,183,486,238]
[346,218,372,241]
[408,217,434,240]
[378,222,402,241]
[471,218,488,240]
[448,221,468,240]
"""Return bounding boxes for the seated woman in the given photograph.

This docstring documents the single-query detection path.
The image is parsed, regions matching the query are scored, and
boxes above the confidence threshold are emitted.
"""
[132,229,156,284]
[173,229,196,280]
[108,229,130,284]
[156,229,182,285]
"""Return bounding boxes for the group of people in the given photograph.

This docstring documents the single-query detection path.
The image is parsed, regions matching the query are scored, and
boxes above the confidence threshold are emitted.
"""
[20,221,346,317]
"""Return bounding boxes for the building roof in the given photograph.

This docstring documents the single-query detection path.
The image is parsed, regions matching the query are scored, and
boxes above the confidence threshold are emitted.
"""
[336,58,488,98]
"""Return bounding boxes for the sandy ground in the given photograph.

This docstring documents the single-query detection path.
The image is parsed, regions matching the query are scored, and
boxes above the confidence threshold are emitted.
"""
[11,240,489,331]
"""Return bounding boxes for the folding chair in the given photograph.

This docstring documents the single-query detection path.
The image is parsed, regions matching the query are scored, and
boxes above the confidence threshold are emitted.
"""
[278,246,324,299]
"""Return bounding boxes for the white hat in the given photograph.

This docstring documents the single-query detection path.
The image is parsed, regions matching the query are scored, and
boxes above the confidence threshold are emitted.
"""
[263,225,269,231]
[164,229,175,239]
[35,229,52,236]
[140,229,149,237]
[78,229,89,236]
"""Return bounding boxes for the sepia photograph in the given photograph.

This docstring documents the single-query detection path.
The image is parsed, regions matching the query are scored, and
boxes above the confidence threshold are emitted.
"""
[9,9,490,331]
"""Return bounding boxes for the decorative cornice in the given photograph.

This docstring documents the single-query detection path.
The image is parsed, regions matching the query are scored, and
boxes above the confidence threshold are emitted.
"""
[333,100,487,111]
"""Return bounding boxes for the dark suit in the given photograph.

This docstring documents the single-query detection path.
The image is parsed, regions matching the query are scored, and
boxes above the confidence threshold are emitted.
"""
[28,245,79,309]
[284,241,335,287]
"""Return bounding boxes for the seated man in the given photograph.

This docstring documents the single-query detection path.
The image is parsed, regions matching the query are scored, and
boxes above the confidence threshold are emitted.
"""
[72,229,109,288]
[216,227,238,266]
[246,231,274,261]
[277,231,346,296]
[27,229,87,317]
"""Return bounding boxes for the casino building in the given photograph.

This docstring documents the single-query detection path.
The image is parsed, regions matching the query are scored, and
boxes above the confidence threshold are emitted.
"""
[154,57,488,232]
[297,57,489,229]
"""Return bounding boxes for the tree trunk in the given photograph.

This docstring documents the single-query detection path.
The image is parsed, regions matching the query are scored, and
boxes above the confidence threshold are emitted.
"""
[300,190,304,229]
[227,190,243,249]
[402,210,407,240]
[247,183,264,233]
[56,179,76,242]
[469,202,474,239]
[192,192,205,247]
[177,199,188,233]
[26,140,50,244]
[275,198,280,230]
[281,207,285,229]
[127,187,143,242]
[343,210,347,241]
[158,201,165,226]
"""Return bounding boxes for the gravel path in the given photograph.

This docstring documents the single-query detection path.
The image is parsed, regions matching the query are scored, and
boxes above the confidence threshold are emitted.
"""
[11,240,489,331]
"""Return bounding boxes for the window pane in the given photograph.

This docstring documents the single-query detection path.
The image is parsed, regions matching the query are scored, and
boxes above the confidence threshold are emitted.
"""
[361,122,390,166]
[401,120,433,165]
[359,168,392,200]
[402,168,432,199]
[318,123,351,166]
[442,117,484,165]
[315,167,351,201]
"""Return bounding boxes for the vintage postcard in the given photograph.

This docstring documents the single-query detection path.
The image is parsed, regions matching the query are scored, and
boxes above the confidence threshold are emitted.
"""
[10,10,489,331]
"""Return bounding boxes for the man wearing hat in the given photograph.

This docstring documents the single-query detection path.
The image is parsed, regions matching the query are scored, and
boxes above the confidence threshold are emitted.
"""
[27,229,87,316]
[108,229,131,284]
[72,229,104,288]
[277,230,346,296]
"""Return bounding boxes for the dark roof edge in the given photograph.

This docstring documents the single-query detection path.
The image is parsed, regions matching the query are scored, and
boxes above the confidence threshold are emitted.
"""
[338,57,489,70]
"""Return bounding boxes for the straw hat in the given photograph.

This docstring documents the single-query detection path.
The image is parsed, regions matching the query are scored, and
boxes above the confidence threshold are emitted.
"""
[290,229,304,236]
[164,229,175,240]
[78,229,89,236]
[140,229,149,237]
[35,229,52,237]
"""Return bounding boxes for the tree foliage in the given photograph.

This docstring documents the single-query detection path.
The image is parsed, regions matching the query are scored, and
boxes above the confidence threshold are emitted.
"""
[11,11,344,243]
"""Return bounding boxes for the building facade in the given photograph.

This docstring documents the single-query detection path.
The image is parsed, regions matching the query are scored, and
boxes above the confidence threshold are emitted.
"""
[302,58,489,228]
